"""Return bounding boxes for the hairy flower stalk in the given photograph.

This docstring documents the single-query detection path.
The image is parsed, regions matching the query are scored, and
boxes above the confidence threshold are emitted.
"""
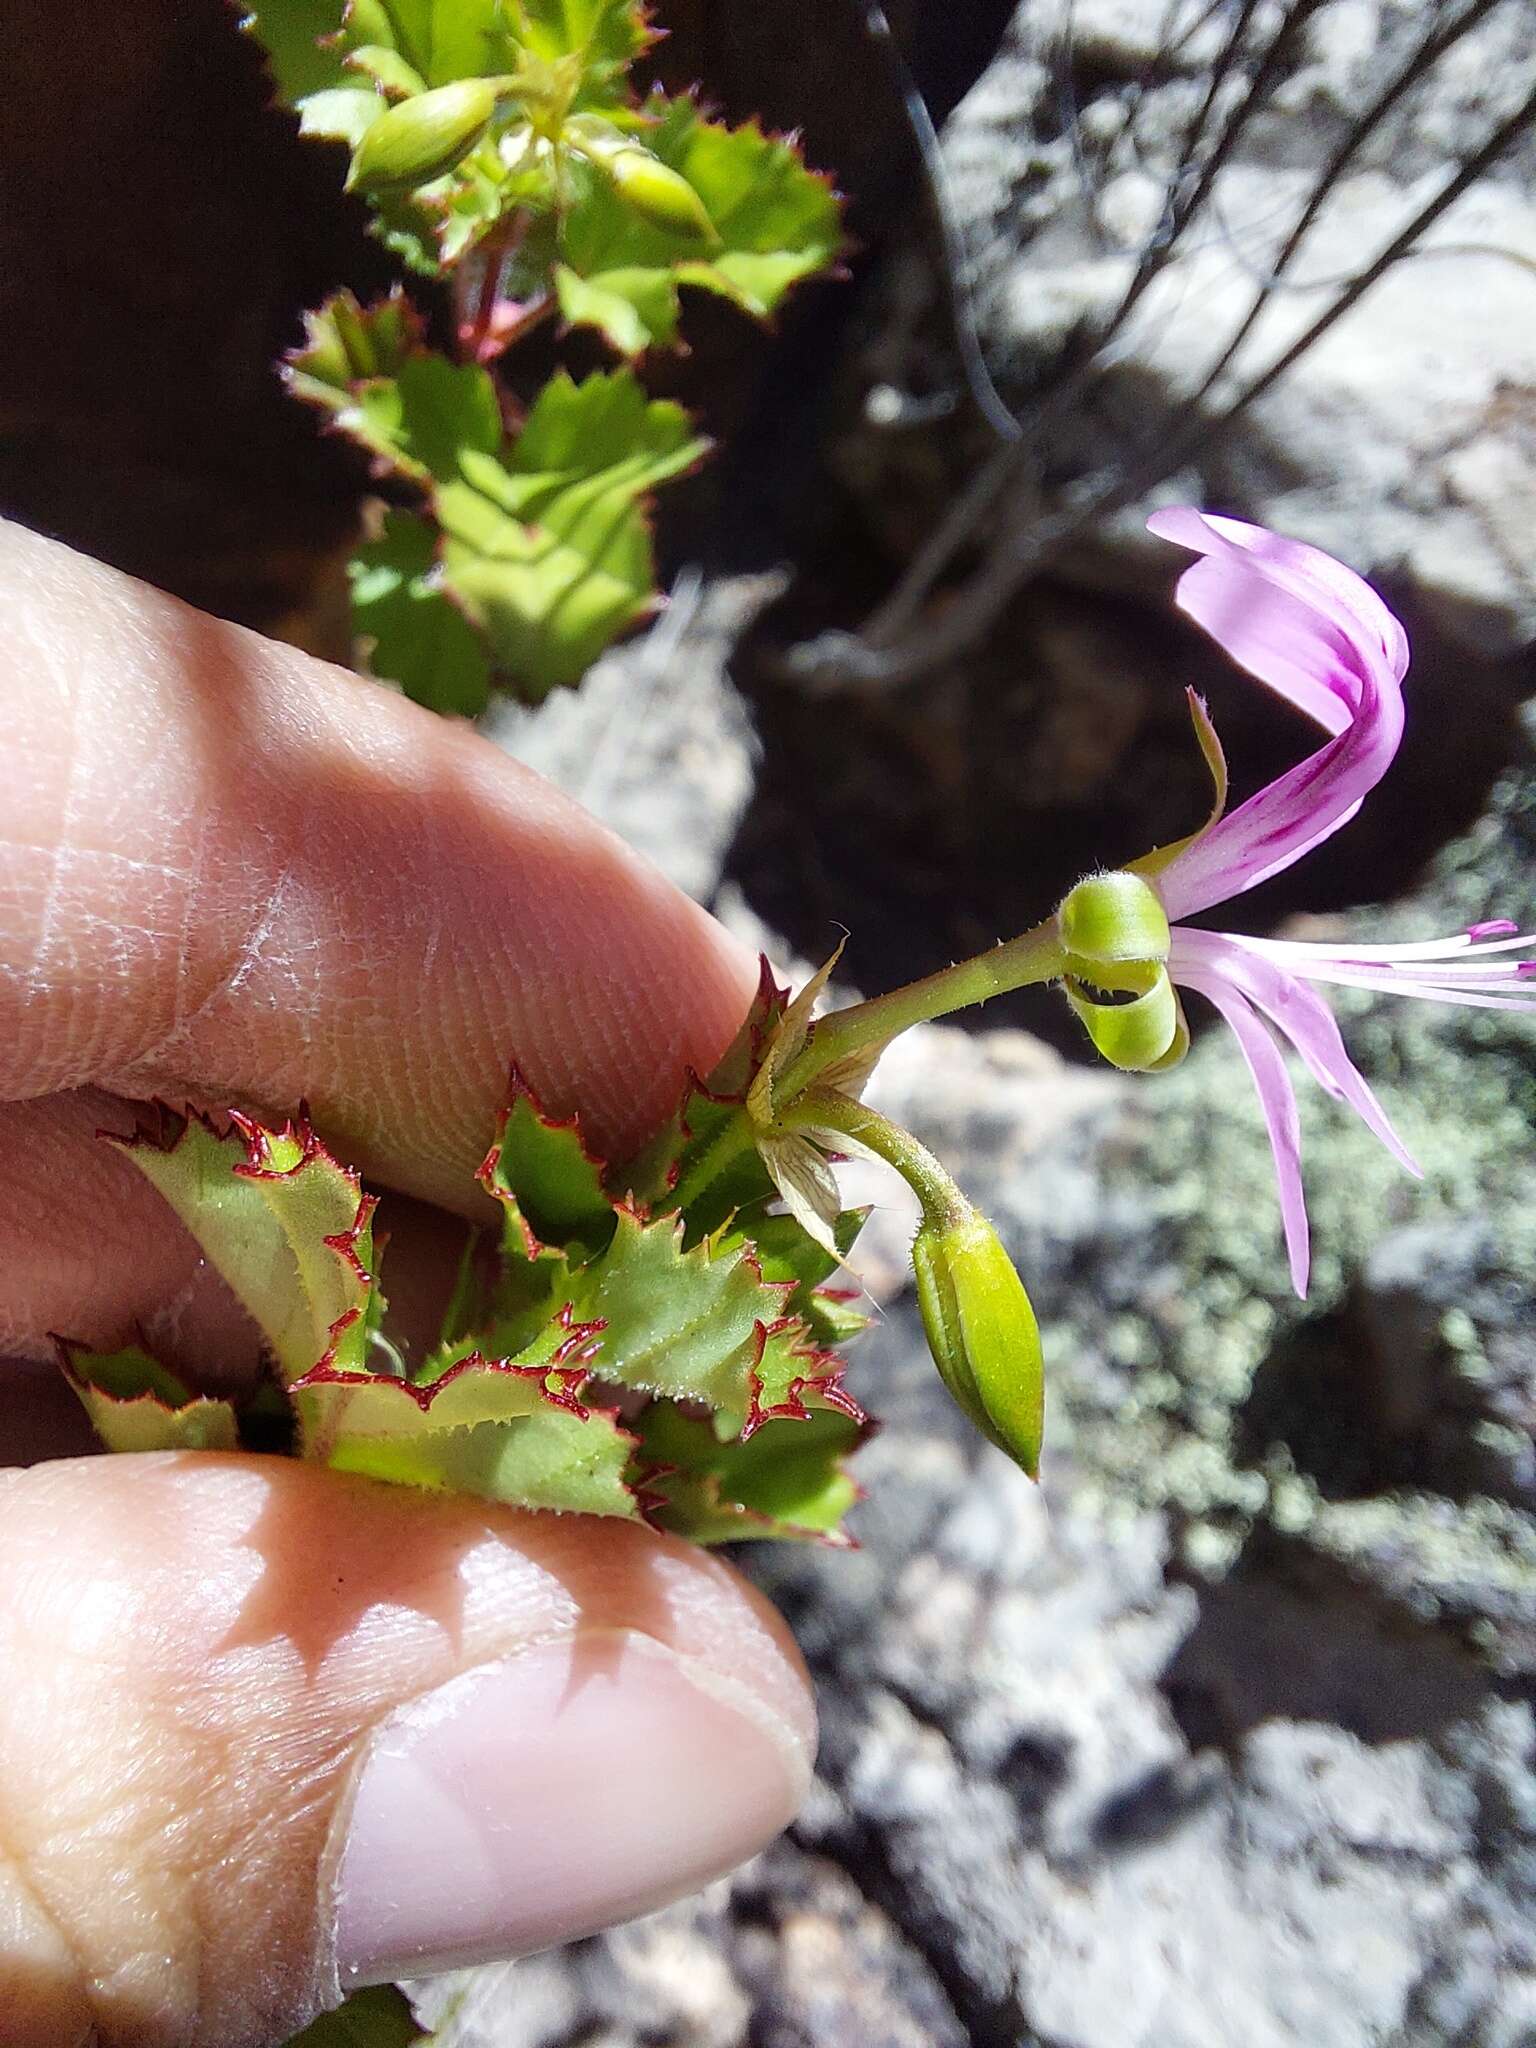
[746,509,1533,1467]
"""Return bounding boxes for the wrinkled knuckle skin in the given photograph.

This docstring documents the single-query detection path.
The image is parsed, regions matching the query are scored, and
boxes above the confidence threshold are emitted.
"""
[0,1842,95,2048]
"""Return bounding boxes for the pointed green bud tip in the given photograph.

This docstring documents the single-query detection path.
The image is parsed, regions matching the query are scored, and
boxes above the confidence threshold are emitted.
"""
[911,1207,1043,1479]
[349,80,499,193]
[1057,870,1170,967]
[605,146,718,244]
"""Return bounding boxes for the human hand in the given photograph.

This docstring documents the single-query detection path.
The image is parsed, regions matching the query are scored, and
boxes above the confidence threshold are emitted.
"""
[0,521,815,2046]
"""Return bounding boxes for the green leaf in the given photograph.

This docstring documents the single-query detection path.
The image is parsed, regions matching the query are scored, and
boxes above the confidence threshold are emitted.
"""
[743,1314,865,1437]
[239,0,349,108]
[110,1106,380,1389]
[479,1066,616,1254]
[636,1403,862,1545]
[516,0,653,86]
[290,298,708,699]
[561,1207,788,1413]
[437,369,706,697]
[59,1341,240,1455]
[555,100,842,354]
[350,511,492,715]
[281,1983,432,2048]
[331,1403,639,1517]
[243,0,510,102]
[292,1306,604,1449]
[617,957,788,1221]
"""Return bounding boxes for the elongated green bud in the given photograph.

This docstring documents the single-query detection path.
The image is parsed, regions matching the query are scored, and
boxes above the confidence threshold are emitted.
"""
[349,80,499,193]
[608,148,717,242]
[566,120,717,243]
[912,1206,1044,1478]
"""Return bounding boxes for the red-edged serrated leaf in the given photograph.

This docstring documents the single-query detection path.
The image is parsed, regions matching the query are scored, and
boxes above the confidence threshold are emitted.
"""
[57,1339,240,1454]
[634,1402,863,1546]
[292,1305,605,1452]
[563,1206,791,1413]
[108,1105,380,1387]
[330,1402,639,1517]
[742,1315,865,1440]
[479,1066,616,1255]
[616,956,787,1224]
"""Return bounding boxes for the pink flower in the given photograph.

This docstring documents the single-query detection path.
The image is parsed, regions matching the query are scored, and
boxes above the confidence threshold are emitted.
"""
[1145,510,1535,1296]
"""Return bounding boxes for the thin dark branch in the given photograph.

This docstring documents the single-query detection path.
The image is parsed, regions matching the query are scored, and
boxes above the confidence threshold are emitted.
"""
[848,0,1329,653]
[782,71,1536,693]
[861,2,1024,444]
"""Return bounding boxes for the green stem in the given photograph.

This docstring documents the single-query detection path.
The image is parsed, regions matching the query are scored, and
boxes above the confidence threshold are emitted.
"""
[785,1091,968,1230]
[668,1111,755,1214]
[778,918,1064,1102]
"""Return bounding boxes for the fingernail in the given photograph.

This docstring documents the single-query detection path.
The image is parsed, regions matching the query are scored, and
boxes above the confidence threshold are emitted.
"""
[326,1629,810,1987]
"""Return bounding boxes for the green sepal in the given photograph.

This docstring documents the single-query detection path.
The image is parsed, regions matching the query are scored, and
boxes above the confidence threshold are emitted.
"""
[58,1340,240,1455]
[1064,964,1185,1073]
[555,99,843,355]
[635,1402,863,1545]
[1057,870,1170,966]
[281,1984,432,2048]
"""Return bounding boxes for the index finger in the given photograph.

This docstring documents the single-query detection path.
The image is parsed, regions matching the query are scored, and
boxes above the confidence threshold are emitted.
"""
[0,521,759,1210]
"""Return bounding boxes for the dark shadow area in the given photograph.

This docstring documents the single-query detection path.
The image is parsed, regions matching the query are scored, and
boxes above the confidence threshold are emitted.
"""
[0,0,401,640]
[1235,1228,1536,1512]
[1160,1535,1490,1753]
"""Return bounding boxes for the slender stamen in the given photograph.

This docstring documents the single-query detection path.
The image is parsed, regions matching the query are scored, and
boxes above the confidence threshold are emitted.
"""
[1243,929,1536,963]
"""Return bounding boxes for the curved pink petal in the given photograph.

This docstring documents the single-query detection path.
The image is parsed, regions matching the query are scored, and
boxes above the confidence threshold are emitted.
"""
[1147,511,1409,920]
[1171,928,1420,1177]
[1177,964,1311,1297]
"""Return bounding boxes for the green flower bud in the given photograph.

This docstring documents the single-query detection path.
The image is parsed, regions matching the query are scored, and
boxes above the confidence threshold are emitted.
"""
[565,120,718,243]
[912,1206,1043,1478]
[349,80,499,193]
[608,147,717,242]
[1058,870,1170,966]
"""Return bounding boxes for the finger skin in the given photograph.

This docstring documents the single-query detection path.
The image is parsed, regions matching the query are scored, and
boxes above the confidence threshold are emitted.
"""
[0,520,758,1210]
[0,1456,816,2047]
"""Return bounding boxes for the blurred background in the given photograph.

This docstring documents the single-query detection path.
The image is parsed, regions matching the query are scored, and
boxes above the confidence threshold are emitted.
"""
[4,2,1535,2041]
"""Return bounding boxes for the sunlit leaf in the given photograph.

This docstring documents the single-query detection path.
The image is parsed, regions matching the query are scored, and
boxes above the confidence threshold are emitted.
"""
[635,1402,862,1545]
[350,511,492,715]
[59,1341,240,1455]
[290,297,707,699]
[109,1106,380,1388]
[556,100,842,354]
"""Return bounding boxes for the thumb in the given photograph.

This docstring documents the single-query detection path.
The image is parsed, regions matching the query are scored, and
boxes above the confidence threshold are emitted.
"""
[0,1455,815,2048]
